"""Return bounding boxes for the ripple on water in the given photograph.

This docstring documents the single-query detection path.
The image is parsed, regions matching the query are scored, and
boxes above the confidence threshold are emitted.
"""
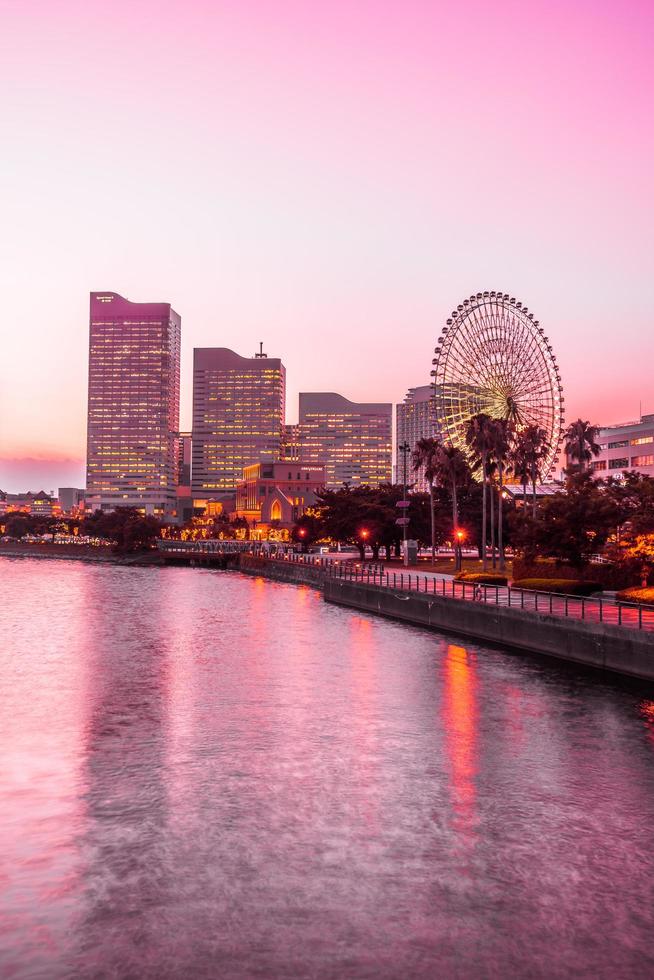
[1,558,654,979]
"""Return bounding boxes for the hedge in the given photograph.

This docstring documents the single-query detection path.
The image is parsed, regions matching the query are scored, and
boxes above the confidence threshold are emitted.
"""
[616,587,654,606]
[454,571,509,585]
[511,578,603,596]
[512,558,633,590]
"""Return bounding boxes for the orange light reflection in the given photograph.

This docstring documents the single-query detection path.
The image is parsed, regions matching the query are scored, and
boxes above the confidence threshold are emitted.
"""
[443,643,478,843]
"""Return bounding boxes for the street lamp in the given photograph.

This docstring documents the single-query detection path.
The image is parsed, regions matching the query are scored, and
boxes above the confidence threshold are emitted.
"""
[455,528,465,572]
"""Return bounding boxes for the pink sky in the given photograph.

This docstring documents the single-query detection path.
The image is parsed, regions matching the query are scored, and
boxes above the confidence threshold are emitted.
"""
[0,0,652,491]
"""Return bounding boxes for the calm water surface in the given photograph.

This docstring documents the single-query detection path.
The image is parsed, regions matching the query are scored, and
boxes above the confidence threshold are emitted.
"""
[2,558,654,979]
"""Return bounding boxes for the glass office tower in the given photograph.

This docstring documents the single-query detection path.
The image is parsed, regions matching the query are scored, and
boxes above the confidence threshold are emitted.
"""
[86,291,181,515]
[192,347,286,493]
[298,392,392,488]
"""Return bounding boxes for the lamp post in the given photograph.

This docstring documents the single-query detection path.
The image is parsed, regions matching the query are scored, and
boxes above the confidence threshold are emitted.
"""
[360,527,369,560]
[455,528,465,572]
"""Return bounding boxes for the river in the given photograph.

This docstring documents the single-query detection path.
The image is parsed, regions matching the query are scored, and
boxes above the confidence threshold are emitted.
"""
[2,558,654,978]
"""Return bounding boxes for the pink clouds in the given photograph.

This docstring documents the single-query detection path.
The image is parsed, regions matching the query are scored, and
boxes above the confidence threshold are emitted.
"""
[0,0,652,491]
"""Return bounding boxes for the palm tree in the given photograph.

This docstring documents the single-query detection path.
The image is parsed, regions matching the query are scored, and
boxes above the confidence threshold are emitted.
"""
[464,413,495,569]
[511,424,550,518]
[412,436,440,562]
[489,418,513,571]
[509,429,531,504]
[564,419,600,473]
[434,444,471,571]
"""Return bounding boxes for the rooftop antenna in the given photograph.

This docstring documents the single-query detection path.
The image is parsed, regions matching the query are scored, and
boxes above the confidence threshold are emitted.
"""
[255,341,267,359]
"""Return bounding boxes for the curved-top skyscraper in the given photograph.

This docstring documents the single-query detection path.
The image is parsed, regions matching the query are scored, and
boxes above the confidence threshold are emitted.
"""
[86,291,181,516]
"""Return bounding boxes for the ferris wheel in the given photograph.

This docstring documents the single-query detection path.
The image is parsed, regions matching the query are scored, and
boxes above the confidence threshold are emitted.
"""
[431,291,564,478]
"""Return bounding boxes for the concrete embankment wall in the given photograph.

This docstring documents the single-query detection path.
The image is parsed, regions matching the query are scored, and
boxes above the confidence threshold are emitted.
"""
[237,554,324,588]
[0,542,117,563]
[0,543,162,565]
[324,578,654,681]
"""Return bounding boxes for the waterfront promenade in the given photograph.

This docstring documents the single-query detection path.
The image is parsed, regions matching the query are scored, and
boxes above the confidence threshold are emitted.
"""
[157,540,654,634]
[154,540,654,682]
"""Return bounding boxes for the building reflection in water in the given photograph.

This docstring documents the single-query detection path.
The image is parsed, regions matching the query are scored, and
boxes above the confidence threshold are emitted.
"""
[443,643,478,843]
[70,573,171,977]
[6,561,654,978]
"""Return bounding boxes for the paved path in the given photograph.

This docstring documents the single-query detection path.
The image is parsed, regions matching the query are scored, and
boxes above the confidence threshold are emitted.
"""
[330,567,654,634]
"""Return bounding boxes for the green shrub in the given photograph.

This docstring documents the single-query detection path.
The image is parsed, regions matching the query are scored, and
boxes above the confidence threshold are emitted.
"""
[616,587,654,606]
[512,578,602,596]
[455,571,508,585]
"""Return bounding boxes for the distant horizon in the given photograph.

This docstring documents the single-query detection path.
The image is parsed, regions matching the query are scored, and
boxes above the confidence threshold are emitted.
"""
[1,0,653,491]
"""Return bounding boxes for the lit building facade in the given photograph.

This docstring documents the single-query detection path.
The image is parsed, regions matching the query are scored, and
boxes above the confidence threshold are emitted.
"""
[396,384,440,491]
[86,292,181,516]
[589,414,654,479]
[192,348,286,494]
[234,461,326,538]
[298,392,392,488]
[58,488,85,514]
[0,491,56,516]
[281,423,301,461]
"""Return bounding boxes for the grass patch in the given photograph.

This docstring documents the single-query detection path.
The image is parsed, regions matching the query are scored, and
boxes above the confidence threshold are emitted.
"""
[616,587,654,606]
[512,578,602,596]
[402,556,513,576]
[454,571,508,585]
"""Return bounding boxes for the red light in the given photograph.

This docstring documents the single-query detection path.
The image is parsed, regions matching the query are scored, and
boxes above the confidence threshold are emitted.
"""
[360,529,369,540]
[456,529,465,542]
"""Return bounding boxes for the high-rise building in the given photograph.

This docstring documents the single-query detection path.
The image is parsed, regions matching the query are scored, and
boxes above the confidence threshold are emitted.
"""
[396,385,440,491]
[58,487,85,514]
[175,432,192,488]
[584,414,654,480]
[281,423,301,462]
[298,392,392,488]
[192,348,286,494]
[86,291,181,516]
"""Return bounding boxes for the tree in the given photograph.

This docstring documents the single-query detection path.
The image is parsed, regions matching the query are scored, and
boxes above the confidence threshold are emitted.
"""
[489,419,513,571]
[564,418,600,473]
[509,430,531,504]
[3,513,31,539]
[513,473,620,569]
[465,413,495,569]
[511,424,550,518]
[434,444,472,570]
[84,507,163,553]
[292,512,324,551]
[604,472,654,539]
[300,484,441,561]
[412,436,440,561]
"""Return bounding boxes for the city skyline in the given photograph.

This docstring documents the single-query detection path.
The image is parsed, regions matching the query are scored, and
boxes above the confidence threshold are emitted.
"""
[1,0,653,491]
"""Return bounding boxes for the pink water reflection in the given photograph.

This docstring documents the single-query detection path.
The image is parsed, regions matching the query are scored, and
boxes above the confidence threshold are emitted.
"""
[4,559,654,978]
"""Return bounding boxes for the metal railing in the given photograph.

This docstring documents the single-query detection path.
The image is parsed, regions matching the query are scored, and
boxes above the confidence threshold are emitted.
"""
[156,540,654,633]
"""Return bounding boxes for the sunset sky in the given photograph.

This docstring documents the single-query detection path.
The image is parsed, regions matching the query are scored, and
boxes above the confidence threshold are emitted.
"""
[1,0,652,492]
